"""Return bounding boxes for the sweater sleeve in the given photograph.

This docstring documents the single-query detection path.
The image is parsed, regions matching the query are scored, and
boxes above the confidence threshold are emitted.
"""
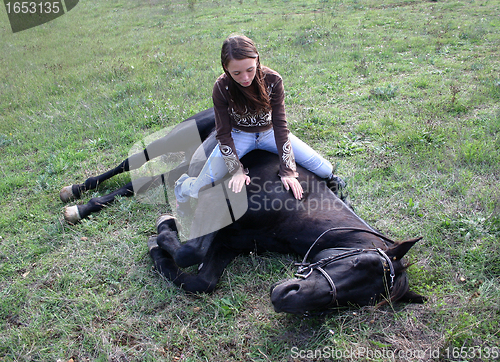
[212,80,245,175]
[269,76,299,178]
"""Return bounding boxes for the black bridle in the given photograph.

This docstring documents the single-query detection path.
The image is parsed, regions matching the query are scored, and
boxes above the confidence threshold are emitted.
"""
[295,227,396,307]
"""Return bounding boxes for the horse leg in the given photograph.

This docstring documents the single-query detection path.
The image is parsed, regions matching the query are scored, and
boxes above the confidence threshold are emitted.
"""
[148,234,238,293]
[63,174,165,223]
[155,215,215,268]
[60,117,207,203]
[60,152,147,202]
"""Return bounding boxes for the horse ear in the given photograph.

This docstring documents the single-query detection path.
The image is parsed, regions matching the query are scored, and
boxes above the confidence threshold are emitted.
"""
[385,237,422,260]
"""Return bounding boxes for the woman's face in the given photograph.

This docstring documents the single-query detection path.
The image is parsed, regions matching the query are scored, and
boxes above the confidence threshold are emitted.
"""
[225,57,257,87]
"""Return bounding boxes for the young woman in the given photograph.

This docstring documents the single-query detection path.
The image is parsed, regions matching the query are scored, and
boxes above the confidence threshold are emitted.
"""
[174,35,344,212]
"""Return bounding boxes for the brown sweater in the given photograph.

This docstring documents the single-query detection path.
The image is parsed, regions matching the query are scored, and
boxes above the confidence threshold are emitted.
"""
[212,67,298,178]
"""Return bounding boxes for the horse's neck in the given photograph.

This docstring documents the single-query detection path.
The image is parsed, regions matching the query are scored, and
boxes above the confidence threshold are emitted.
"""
[338,201,377,232]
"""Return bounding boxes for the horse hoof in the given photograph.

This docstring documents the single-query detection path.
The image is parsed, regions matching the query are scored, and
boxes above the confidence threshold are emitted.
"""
[156,214,178,230]
[60,186,75,203]
[147,235,159,251]
[64,205,81,224]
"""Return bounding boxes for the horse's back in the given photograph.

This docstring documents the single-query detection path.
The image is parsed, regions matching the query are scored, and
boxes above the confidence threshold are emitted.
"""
[190,108,215,142]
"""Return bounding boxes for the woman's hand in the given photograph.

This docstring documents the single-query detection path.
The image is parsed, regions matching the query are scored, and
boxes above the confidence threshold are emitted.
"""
[228,171,251,193]
[281,176,303,200]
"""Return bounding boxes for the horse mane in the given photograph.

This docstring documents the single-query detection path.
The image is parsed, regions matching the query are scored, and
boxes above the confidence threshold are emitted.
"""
[376,260,410,307]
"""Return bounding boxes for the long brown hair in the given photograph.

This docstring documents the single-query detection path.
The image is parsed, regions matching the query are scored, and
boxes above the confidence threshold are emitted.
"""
[221,35,271,114]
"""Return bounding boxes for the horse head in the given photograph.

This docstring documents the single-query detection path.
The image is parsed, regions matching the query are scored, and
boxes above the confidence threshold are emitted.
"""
[270,237,424,314]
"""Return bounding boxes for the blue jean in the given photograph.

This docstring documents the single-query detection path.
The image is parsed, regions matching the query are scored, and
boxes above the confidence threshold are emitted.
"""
[175,128,333,202]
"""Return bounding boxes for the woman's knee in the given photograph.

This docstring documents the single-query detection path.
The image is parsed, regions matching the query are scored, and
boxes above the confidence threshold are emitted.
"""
[299,155,332,178]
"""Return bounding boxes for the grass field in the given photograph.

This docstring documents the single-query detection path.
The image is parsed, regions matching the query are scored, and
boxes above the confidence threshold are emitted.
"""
[1,0,499,361]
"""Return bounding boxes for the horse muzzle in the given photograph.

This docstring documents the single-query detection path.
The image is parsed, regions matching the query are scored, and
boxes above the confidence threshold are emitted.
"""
[270,279,309,314]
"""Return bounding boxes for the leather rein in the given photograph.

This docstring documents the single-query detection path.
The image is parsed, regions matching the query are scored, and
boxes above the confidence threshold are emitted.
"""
[295,227,397,307]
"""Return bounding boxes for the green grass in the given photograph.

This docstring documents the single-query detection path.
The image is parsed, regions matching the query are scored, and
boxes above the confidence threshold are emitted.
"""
[1,0,500,360]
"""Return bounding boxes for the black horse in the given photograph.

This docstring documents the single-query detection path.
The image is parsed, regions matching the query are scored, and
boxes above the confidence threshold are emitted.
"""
[149,150,424,314]
[60,109,424,314]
